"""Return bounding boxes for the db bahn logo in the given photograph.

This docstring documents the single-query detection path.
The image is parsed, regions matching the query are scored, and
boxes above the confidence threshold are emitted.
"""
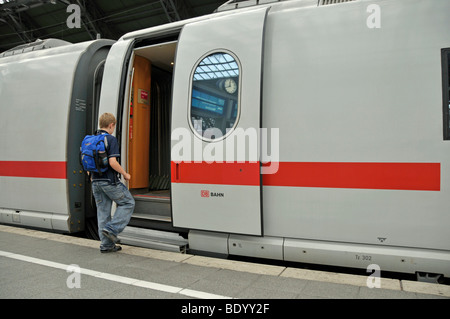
[201,190,210,197]
[201,190,224,198]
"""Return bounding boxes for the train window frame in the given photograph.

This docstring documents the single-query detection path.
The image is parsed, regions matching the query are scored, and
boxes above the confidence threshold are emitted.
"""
[188,50,241,143]
[443,48,450,140]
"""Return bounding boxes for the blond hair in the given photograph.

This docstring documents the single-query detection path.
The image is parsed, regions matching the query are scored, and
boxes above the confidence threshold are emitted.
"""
[99,113,116,129]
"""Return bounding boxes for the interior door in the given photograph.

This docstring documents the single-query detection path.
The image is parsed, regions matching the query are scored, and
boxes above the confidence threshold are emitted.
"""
[171,7,269,236]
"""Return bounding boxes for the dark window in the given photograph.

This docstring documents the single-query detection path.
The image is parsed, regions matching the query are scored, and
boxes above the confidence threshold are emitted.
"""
[443,48,450,140]
[190,52,240,141]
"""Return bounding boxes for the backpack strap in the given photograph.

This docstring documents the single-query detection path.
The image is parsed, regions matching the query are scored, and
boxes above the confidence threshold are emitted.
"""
[103,134,109,149]
[93,149,103,176]
[95,130,110,156]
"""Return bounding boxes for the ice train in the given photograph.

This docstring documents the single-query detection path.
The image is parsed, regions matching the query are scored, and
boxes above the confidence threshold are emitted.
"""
[1,0,450,280]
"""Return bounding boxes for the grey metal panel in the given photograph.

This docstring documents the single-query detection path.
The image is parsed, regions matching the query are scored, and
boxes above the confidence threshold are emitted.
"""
[0,177,68,220]
[284,238,450,278]
[0,209,53,230]
[228,234,283,260]
[262,185,450,251]
[188,230,229,255]
[172,184,262,235]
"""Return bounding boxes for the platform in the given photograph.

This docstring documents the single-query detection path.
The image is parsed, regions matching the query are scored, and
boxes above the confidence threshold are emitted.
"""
[1,224,449,304]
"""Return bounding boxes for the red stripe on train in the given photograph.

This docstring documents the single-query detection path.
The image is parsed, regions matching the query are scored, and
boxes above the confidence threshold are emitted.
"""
[171,161,260,186]
[172,161,440,191]
[0,161,67,179]
[263,162,440,191]
[2,160,438,190]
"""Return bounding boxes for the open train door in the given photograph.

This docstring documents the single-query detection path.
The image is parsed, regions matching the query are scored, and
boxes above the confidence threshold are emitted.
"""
[171,7,269,236]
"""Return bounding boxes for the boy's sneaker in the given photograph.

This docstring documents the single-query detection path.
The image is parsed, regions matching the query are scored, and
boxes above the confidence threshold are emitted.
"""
[100,245,122,253]
[102,229,121,244]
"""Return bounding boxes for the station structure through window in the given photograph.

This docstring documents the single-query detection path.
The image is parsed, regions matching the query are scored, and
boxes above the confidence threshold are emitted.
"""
[190,52,240,141]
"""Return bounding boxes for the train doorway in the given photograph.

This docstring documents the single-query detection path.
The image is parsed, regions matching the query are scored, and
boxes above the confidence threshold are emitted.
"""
[125,40,176,231]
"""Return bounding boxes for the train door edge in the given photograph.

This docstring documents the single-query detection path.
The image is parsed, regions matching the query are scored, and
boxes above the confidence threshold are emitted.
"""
[67,40,114,235]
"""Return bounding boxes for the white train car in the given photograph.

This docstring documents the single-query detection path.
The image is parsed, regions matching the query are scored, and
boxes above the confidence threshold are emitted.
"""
[0,39,114,234]
[1,0,449,280]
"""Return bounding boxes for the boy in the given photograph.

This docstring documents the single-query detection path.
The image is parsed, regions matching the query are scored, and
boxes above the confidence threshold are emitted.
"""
[91,112,135,253]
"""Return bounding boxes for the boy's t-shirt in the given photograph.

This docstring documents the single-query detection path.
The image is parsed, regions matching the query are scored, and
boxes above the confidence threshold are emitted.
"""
[91,130,120,184]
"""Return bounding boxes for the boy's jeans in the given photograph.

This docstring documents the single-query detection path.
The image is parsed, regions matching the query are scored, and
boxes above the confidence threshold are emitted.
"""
[92,181,135,250]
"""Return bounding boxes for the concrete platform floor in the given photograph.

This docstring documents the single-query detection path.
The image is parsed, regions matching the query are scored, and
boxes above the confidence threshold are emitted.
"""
[1,224,449,301]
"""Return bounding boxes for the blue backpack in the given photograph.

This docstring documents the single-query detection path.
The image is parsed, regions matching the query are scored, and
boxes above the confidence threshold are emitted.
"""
[80,133,109,174]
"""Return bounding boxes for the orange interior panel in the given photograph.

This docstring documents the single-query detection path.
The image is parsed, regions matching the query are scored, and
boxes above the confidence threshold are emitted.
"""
[129,55,151,189]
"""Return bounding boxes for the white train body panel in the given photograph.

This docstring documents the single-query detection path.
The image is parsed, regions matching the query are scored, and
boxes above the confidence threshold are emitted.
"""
[262,0,450,251]
[261,0,450,273]
[0,46,78,218]
[0,40,113,232]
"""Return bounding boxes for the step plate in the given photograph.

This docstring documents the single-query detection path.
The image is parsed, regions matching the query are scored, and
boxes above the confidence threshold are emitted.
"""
[118,226,188,253]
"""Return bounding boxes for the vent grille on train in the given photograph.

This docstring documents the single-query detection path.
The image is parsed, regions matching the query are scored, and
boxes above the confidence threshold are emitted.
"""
[0,38,71,58]
[319,0,356,5]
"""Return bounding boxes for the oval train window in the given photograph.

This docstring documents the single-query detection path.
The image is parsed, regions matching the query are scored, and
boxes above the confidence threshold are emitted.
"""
[190,52,240,141]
